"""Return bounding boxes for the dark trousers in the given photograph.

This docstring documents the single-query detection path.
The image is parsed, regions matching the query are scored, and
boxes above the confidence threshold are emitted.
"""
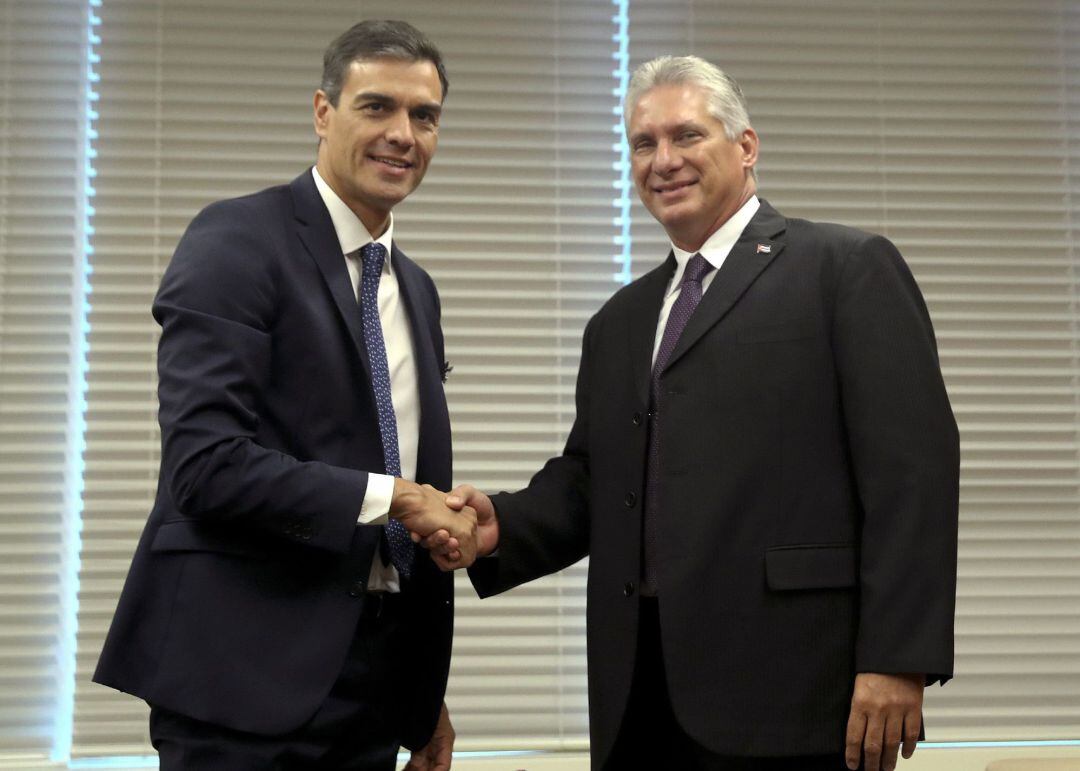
[603,597,854,771]
[150,592,406,771]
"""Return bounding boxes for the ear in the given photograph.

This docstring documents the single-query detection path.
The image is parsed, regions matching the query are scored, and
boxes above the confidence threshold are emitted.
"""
[739,127,760,170]
[313,90,333,139]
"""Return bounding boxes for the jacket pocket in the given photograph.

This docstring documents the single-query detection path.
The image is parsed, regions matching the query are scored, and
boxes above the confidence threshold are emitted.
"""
[151,519,267,559]
[765,542,857,590]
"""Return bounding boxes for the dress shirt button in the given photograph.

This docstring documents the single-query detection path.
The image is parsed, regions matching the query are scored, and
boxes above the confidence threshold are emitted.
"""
[623,582,635,597]
[624,492,636,508]
[348,580,366,598]
[632,412,643,426]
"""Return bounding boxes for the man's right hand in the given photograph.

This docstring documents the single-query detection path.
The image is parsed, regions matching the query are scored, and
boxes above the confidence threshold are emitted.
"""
[390,479,479,565]
[420,484,499,571]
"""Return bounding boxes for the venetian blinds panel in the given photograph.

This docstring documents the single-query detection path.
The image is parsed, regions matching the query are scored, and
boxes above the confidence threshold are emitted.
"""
[629,0,1080,740]
[0,0,87,756]
[72,0,619,758]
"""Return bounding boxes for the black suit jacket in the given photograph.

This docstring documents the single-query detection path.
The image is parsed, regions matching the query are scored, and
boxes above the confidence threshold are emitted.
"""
[471,201,959,766]
[94,170,454,750]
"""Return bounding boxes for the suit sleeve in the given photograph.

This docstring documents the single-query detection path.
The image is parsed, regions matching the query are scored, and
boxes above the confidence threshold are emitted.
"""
[831,235,960,685]
[469,316,595,596]
[153,200,366,554]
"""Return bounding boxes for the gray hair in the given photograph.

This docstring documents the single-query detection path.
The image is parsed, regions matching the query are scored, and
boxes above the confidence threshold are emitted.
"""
[624,55,751,141]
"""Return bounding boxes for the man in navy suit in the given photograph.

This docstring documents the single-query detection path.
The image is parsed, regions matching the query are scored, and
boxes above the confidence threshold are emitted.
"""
[437,56,959,771]
[94,20,476,770]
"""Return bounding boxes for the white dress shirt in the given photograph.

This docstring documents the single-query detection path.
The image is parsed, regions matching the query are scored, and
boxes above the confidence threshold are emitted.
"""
[313,167,421,591]
[652,196,761,366]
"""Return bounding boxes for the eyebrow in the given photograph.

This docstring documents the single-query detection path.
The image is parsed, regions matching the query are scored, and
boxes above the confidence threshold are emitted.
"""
[629,121,705,144]
[351,92,442,117]
[351,91,395,106]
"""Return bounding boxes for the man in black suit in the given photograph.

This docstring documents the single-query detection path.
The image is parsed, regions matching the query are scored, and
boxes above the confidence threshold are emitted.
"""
[94,20,477,771]
[436,56,959,771]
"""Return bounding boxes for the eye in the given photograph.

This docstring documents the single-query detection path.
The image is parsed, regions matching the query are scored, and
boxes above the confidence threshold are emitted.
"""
[414,109,439,126]
[361,102,387,113]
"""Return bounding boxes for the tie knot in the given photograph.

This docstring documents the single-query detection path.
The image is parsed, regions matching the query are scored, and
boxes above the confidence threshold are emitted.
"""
[681,252,712,286]
[359,242,387,274]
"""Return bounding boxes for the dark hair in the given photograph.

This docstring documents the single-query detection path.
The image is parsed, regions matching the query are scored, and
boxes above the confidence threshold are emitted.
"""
[320,20,449,105]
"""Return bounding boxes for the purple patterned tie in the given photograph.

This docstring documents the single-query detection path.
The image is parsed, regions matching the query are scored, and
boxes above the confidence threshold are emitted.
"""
[358,242,414,578]
[642,253,714,595]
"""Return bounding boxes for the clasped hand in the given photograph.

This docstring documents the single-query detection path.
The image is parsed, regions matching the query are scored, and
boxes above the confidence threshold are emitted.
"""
[390,480,479,566]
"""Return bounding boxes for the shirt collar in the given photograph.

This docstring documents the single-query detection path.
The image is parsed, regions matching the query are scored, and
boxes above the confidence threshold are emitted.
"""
[312,166,394,270]
[665,195,760,297]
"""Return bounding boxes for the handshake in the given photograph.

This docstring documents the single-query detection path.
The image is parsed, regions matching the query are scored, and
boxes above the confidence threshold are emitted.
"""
[389,480,498,570]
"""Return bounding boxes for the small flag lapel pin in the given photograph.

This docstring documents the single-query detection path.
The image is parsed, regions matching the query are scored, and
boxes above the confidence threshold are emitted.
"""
[756,243,772,254]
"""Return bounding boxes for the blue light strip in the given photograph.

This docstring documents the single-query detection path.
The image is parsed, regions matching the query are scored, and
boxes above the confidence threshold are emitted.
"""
[55,0,100,762]
[610,0,632,285]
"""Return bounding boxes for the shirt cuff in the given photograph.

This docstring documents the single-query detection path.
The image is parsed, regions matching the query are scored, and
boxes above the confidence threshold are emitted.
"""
[358,473,394,525]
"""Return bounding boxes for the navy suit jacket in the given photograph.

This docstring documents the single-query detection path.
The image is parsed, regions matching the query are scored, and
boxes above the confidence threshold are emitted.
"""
[94,170,454,750]
[471,201,960,766]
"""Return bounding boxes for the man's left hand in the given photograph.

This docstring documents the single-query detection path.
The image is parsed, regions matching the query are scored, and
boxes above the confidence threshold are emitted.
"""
[845,672,924,771]
[404,701,455,770]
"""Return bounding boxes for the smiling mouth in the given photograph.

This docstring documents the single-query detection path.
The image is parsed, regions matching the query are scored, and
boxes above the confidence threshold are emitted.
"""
[653,180,695,194]
[370,155,413,169]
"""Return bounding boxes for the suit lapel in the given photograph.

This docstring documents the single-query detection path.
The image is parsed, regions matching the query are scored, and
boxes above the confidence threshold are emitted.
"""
[628,254,678,406]
[289,170,373,382]
[660,201,787,376]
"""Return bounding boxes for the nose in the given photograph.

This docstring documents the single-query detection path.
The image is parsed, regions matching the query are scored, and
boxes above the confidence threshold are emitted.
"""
[653,139,681,176]
[384,109,415,149]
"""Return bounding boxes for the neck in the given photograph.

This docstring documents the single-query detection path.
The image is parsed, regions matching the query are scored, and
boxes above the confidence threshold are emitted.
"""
[670,185,756,252]
[314,157,391,239]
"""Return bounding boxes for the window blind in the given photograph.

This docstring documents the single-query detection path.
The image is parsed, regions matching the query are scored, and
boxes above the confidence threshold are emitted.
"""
[0,0,88,756]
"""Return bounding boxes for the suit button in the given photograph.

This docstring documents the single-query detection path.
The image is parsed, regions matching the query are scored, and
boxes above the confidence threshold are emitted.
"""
[623,582,635,597]
[624,492,636,508]
[349,580,366,598]
[632,412,643,426]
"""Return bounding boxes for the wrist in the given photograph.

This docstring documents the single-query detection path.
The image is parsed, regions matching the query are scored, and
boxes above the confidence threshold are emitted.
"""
[389,478,422,519]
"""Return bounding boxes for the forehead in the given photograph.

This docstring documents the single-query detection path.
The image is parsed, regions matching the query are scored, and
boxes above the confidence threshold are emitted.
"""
[629,83,717,132]
[340,58,443,102]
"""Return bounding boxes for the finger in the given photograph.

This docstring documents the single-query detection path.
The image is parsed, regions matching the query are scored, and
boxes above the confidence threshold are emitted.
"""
[410,531,422,543]
[446,483,476,509]
[862,712,885,771]
[902,709,921,759]
[435,747,452,771]
[420,530,450,550]
[882,712,902,771]
[845,708,866,770]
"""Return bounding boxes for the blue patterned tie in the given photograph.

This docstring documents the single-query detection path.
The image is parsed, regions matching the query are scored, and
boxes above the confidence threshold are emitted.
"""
[642,253,714,595]
[358,242,414,578]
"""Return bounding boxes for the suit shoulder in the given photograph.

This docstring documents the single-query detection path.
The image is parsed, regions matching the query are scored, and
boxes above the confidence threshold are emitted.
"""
[784,217,912,285]
[785,216,894,255]
[157,182,293,324]
[193,182,293,236]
